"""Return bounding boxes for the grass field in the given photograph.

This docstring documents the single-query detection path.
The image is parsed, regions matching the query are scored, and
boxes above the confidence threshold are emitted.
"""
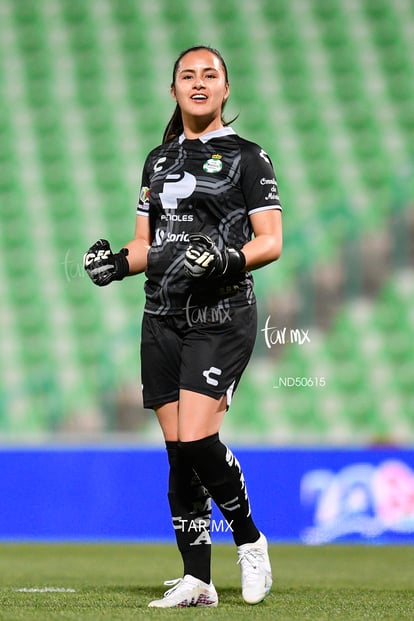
[0,544,413,620]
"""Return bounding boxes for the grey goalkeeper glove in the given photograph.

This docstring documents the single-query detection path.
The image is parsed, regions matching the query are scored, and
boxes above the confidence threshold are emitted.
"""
[83,239,129,286]
[184,233,246,279]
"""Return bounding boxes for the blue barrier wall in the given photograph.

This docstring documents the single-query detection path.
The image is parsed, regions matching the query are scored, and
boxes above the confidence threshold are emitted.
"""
[1,447,414,543]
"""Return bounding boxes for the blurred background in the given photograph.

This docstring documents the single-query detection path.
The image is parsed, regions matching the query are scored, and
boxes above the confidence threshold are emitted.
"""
[0,0,413,447]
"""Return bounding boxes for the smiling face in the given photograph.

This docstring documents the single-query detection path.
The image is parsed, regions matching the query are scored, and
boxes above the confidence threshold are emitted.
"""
[170,48,230,137]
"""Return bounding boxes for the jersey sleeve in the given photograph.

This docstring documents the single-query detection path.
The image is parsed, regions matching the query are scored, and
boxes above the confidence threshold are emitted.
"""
[240,143,282,216]
[136,157,151,217]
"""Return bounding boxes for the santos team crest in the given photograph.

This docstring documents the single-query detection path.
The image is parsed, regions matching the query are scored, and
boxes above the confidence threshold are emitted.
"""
[203,154,223,174]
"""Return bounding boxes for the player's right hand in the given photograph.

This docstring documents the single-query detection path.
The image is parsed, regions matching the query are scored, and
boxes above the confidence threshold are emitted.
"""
[83,239,129,286]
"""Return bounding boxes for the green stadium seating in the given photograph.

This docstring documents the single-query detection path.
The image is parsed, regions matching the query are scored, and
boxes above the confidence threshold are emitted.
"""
[0,0,413,441]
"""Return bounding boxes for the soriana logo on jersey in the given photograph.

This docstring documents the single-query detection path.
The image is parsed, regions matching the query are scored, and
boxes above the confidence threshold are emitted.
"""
[203,154,223,173]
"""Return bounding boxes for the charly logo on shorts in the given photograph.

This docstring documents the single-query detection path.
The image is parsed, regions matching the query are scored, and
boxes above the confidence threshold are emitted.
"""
[203,366,222,386]
[203,154,223,173]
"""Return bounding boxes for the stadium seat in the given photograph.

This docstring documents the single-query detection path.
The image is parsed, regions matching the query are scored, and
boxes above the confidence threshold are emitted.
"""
[0,0,413,441]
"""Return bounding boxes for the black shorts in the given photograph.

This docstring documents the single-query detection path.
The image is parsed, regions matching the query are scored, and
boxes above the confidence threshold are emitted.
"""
[140,303,257,409]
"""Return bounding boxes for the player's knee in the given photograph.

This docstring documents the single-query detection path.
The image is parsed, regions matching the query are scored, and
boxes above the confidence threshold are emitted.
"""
[178,433,225,476]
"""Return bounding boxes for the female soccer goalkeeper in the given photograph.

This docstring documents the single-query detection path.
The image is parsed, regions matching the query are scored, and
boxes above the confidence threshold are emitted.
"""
[84,45,282,608]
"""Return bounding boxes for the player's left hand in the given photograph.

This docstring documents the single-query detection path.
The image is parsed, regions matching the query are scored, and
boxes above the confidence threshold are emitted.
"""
[183,233,245,279]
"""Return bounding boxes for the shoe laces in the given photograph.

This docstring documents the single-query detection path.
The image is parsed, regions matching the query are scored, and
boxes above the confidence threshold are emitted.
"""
[237,547,266,576]
[162,578,187,598]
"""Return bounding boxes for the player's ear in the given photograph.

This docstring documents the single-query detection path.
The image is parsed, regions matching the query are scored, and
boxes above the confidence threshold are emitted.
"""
[170,84,177,101]
[223,82,230,102]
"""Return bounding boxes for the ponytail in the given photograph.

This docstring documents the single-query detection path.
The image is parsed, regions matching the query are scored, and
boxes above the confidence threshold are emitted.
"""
[162,104,183,144]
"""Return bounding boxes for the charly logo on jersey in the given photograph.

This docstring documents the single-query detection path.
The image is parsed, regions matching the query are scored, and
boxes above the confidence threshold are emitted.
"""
[259,148,270,164]
[203,154,223,174]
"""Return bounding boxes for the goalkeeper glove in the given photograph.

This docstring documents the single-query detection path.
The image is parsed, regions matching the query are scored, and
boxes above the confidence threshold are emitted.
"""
[83,239,129,286]
[184,233,246,279]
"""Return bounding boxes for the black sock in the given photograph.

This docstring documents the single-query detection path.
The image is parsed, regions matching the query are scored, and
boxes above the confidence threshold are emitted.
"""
[166,441,212,583]
[178,434,260,546]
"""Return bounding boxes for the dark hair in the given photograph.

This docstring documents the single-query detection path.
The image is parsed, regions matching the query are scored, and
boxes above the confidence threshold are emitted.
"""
[162,45,235,144]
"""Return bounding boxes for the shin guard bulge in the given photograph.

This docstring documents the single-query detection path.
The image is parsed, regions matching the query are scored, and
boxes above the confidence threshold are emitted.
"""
[178,434,260,546]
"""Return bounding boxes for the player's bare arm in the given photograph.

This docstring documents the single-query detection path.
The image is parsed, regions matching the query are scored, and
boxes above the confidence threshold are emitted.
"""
[242,209,282,271]
[124,215,152,275]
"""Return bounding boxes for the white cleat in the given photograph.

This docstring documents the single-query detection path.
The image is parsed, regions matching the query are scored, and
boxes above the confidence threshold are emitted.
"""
[237,532,272,604]
[148,574,218,608]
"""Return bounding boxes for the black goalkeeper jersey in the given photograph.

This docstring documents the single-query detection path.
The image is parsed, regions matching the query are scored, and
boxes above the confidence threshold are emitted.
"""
[136,127,282,315]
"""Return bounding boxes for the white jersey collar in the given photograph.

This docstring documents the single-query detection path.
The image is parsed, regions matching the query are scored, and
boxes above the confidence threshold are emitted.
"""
[179,126,236,144]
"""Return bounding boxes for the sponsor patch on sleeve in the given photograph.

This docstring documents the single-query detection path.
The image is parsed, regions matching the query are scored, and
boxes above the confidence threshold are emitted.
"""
[139,186,150,205]
[137,186,150,215]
